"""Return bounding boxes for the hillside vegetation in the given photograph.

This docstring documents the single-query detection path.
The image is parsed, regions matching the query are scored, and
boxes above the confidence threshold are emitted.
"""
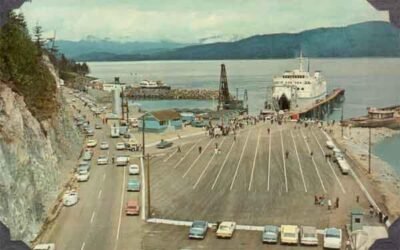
[0,12,57,120]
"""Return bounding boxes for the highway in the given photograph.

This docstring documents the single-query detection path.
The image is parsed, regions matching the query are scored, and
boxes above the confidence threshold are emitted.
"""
[39,88,374,250]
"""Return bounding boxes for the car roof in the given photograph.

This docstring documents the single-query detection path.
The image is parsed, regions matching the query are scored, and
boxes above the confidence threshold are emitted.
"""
[326,228,341,234]
[301,226,316,233]
[127,200,138,206]
[281,225,298,233]
[220,221,235,226]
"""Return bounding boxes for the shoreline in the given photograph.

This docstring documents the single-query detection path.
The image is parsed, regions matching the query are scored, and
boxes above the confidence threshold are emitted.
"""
[329,125,400,218]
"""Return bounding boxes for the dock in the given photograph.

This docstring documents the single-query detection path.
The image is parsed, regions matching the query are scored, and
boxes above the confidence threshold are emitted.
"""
[292,88,345,120]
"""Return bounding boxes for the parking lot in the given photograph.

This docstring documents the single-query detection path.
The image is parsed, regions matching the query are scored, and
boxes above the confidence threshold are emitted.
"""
[149,122,371,229]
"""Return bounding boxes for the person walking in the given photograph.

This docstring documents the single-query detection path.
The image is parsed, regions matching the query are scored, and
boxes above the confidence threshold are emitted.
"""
[327,199,332,210]
[267,128,270,134]
[234,134,236,142]
[335,197,340,208]
[310,151,314,157]
[285,150,289,159]
[112,156,115,164]
[314,195,319,205]
[198,146,202,154]
[177,146,181,153]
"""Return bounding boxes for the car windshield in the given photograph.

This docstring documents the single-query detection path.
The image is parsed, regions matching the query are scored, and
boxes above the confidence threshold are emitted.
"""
[219,225,229,230]
[283,233,296,238]
[303,233,316,238]
[326,229,340,238]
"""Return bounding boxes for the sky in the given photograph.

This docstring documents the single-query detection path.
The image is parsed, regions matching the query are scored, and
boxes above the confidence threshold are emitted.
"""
[19,0,389,43]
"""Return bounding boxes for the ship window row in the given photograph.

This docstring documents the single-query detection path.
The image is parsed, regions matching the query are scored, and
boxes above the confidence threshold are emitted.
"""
[283,75,305,79]
[297,88,305,91]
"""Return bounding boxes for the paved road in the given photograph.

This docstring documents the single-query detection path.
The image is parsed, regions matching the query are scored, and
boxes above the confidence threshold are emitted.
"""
[39,88,375,250]
[149,122,370,228]
[40,90,143,250]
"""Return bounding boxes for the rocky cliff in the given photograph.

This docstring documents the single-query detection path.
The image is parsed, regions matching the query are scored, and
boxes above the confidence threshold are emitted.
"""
[0,76,82,243]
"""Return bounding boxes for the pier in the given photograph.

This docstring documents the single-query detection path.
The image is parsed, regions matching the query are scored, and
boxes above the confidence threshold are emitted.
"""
[292,88,345,120]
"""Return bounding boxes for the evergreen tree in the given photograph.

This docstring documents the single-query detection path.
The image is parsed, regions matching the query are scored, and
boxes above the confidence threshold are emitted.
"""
[33,22,45,55]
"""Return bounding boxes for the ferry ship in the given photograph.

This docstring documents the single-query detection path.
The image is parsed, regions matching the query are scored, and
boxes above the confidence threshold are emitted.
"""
[139,80,169,89]
[271,52,327,111]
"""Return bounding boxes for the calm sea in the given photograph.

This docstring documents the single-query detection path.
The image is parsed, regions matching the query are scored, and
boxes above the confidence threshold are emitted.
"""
[88,59,400,173]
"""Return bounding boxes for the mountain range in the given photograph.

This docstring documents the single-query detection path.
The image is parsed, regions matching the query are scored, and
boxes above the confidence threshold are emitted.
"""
[58,21,400,61]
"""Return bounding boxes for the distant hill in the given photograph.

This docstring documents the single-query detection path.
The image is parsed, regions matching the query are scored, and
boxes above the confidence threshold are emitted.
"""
[56,39,191,61]
[60,21,400,61]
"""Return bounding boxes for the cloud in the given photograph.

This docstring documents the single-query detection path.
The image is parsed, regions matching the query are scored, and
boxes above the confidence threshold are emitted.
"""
[19,0,389,42]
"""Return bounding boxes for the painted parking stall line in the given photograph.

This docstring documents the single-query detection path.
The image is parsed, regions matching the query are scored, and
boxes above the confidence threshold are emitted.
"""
[182,139,214,178]
[193,138,226,189]
[290,130,308,192]
[248,129,261,191]
[211,139,236,190]
[300,128,327,193]
[279,128,289,193]
[173,141,200,169]
[311,130,346,194]
[267,128,272,191]
[230,130,251,190]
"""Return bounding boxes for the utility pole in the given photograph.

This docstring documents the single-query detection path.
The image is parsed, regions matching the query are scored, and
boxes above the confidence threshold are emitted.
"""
[368,127,372,174]
[341,105,344,138]
[146,153,151,219]
[142,114,146,156]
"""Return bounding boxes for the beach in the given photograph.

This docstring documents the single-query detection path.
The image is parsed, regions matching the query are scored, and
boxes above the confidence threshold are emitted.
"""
[329,124,400,219]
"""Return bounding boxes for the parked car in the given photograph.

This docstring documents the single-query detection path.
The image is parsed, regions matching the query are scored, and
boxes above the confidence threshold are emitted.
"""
[127,179,140,191]
[125,200,140,215]
[116,155,130,166]
[128,164,140,175]
[216,221,236,239]
[280,225,299,245]
[95,124,102,129]
[116,142,126,150]
[129,118,138,128]
[189,220,208,239]
[156,139,173,149]
[97,156,109,165]
[86,139,97,147]
[82,151,92,161]
[85,128,94,136]
[63,190,79,206]
[78,161,91,172]
[326,140,335,149]
[262,225,279,244]
[33,243,56,250]
[100,141,109,150]
[300,226,318,246]
[76,169,90,182]
[324,228,342,249]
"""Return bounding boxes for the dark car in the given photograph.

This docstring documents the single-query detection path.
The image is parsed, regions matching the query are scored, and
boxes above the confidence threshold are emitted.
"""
[189,220,208,239]
[156,139,173,149]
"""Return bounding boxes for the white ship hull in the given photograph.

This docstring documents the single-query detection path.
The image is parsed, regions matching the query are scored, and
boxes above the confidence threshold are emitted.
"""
[271,53,327,111]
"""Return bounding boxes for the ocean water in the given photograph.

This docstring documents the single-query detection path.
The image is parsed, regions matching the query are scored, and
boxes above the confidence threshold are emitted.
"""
[88,59,400,172]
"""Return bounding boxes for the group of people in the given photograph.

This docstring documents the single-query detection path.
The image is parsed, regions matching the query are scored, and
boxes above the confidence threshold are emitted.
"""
[314,195,340,210]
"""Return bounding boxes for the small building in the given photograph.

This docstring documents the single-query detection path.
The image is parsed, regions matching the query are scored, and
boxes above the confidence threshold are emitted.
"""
[180,112,195,123]
[368,107,395,119]
[139,110,182,132]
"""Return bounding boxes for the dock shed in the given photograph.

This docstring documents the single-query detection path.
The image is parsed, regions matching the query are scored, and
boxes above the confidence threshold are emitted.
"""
[139,109,182,132]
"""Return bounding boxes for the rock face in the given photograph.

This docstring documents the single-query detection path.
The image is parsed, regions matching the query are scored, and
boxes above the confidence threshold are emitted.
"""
[0,80,82,243]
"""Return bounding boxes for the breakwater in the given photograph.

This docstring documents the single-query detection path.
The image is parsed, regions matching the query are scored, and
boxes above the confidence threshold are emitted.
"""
[125,87,220,100]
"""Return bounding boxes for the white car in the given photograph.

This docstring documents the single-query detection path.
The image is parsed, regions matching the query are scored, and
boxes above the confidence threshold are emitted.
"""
[324,228,342,249]
[100,141,109,150]
[97,156,109,165]
[216,221,236,239]
[63,190,79,206]
[300,226,318,246]
[116,142,126,150]
[86,139,97,147]
[76,170,90,182]
[326,140,335,149]
[129,164,140,175]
